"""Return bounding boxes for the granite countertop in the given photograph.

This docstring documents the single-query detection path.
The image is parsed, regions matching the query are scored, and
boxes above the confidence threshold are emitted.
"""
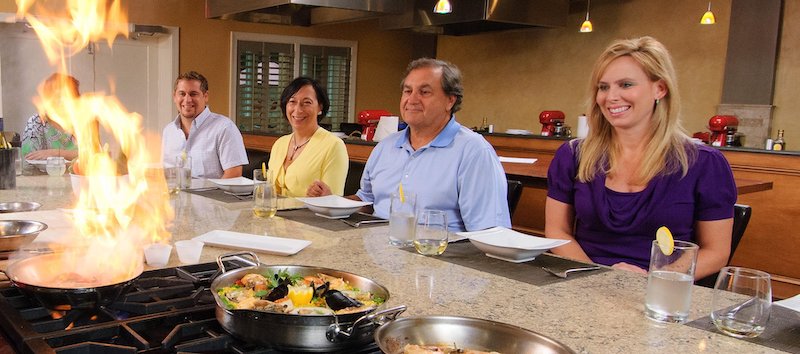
[0,175,787,354]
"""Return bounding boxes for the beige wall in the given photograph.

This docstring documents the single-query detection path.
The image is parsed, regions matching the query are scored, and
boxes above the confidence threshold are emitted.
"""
[438,0,730,136]
[3,0,797,147]
[1,0,416,120]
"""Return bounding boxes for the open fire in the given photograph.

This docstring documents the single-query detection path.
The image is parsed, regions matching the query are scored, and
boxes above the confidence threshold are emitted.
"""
[15,0,173,287]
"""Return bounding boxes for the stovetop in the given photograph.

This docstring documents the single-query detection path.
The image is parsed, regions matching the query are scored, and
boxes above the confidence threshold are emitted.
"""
[0,259,383,354]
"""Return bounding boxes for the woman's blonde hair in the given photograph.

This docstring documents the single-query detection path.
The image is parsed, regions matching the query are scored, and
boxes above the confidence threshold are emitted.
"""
[576,36,694,184]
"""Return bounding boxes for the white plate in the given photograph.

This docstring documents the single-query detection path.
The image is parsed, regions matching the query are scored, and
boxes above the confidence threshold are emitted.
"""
[295,195,372,218]
[505,129,533,135]
[456,227,570,262]
[775,294,800,319]
[498,156,538,164]
[25,159,48,172]
[193,230,310,256]
[208,177,254,194]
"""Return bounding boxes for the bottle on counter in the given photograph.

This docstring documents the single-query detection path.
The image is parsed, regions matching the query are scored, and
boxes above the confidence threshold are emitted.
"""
[773,130,786,151]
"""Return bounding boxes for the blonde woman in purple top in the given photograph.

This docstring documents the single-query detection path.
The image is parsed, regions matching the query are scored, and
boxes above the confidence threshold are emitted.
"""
[545,36,736,279]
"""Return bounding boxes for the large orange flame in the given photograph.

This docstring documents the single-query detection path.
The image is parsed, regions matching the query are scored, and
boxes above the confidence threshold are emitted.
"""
[17,0,173,284]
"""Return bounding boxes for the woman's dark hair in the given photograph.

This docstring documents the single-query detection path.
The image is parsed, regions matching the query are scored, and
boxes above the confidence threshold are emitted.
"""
[279,77,330,122]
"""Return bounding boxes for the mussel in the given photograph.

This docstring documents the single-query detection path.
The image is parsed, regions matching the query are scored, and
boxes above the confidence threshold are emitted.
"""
[324,289,363,311]
[265,275,292,301]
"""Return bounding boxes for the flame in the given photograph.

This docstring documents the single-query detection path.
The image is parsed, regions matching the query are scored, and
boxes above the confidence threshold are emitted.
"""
[17,0,173,284]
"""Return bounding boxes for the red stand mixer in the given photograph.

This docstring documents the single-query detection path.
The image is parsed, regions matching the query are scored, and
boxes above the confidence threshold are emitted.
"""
[539,110,567,137]
[357,110,392,141]
[708,115,740,147]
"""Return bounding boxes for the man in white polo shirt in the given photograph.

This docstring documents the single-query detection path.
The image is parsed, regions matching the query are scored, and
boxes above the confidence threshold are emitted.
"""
[162,71,248,179]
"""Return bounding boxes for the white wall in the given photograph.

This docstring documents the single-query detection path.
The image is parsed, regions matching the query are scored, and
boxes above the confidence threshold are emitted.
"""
[0,22,178,138]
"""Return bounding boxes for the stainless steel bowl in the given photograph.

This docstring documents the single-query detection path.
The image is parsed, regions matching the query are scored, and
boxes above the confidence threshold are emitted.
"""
[375,316,576,354]
[0,220,48,251]
[0,202,42,213]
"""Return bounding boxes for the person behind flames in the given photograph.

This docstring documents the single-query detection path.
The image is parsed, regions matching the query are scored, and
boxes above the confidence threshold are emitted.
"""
[21,73,80,161]
[310,58,511,232]
[545,36,736,279]
[267,77,348,197]
[161,71,248,179]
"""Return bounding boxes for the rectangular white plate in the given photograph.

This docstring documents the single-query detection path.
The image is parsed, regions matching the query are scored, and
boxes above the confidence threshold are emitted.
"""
[499,156,538,164]
[193,230,310,256]
[775,294,800,312]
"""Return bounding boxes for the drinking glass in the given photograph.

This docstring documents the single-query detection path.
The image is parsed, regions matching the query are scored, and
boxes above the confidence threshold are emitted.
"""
[46,156,66,176]
[253,169,277,218]
[414,209,448,255]
[644,239,699,323]
[388,192,416,246]
[711,266,772,338]
[165,167,180,195]
[175,155,192,190]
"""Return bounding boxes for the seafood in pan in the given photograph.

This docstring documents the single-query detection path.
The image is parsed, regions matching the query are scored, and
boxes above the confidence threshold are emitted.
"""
[402,344,501,354]
[217,269,384,315]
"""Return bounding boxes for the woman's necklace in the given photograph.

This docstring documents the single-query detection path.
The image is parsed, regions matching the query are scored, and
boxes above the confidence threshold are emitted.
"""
[288,135,311,161]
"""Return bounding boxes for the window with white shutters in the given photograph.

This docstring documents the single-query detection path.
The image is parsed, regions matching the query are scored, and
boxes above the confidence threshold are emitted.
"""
[231,32,357,133]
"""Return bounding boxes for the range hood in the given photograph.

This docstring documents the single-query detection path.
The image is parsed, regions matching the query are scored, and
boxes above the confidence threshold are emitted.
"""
[205,0,403,26]
[381,0,569,36]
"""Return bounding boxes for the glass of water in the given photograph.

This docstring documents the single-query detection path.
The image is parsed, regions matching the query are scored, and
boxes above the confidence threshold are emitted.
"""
[46,156,66,176]
[253,169,277,218]
[388,192,416,246]
[644,239,699,323]
[175,155,192,190]
[414,210,448,255]
[711,266,772,338]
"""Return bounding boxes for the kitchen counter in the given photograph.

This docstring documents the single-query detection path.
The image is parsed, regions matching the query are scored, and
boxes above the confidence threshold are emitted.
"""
[0,175,787,354]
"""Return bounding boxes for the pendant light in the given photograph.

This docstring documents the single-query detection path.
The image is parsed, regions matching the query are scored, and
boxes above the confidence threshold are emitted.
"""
[434,0,452,14]
[580,0,593,33]
[700,2,716,24]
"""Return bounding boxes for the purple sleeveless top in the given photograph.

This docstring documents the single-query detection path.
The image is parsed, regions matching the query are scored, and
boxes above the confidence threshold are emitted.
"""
[547,141,736,269]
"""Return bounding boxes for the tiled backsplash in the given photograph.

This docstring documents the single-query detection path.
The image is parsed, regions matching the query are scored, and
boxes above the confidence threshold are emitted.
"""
[717,104,774,149]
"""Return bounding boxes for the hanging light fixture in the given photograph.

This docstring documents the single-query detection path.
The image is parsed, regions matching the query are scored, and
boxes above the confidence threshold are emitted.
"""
[580,0,593,33]
[700,2,716,24]
[434,0,452,14]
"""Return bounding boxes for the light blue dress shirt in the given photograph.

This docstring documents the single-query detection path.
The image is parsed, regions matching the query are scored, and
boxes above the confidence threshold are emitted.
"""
[356,116,511,232]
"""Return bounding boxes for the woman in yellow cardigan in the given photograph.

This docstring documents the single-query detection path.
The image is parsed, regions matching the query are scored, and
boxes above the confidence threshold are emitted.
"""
[268,77,349,197]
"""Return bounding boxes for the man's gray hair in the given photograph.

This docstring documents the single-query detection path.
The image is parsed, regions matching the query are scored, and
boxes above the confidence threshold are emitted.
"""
[402,58,464,113]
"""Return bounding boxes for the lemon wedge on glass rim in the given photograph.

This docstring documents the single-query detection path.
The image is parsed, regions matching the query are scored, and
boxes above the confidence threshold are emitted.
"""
[656,226,674,255]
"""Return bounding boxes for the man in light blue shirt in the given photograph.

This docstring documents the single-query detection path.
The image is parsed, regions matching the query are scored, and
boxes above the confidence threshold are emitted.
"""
[311,58,510,231]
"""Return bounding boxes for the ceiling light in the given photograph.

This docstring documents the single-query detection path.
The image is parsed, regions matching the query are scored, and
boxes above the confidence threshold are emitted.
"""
[700,2,716,25]
[434,0,452,14]
[580,0,593,33]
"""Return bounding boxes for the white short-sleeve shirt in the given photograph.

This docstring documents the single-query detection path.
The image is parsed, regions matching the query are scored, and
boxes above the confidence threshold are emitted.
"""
[161,107,248,179]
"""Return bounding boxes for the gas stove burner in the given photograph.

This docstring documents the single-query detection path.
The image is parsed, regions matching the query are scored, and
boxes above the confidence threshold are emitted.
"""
[0,260,383,354]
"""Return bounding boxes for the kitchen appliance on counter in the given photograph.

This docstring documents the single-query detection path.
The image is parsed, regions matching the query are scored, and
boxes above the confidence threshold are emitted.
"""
[540,110,570,137]
[358,110,392,142]
[708,115,742,147]
[0,258,382,353]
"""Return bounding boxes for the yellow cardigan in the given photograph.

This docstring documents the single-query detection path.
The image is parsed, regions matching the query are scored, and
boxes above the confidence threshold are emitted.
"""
[268,127,349,197]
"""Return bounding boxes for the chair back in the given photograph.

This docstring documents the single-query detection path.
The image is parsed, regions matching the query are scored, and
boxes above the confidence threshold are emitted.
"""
[695,203,752,288]
[242,149,270,179]
[729,204,752,263]
[507,180,523,216]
